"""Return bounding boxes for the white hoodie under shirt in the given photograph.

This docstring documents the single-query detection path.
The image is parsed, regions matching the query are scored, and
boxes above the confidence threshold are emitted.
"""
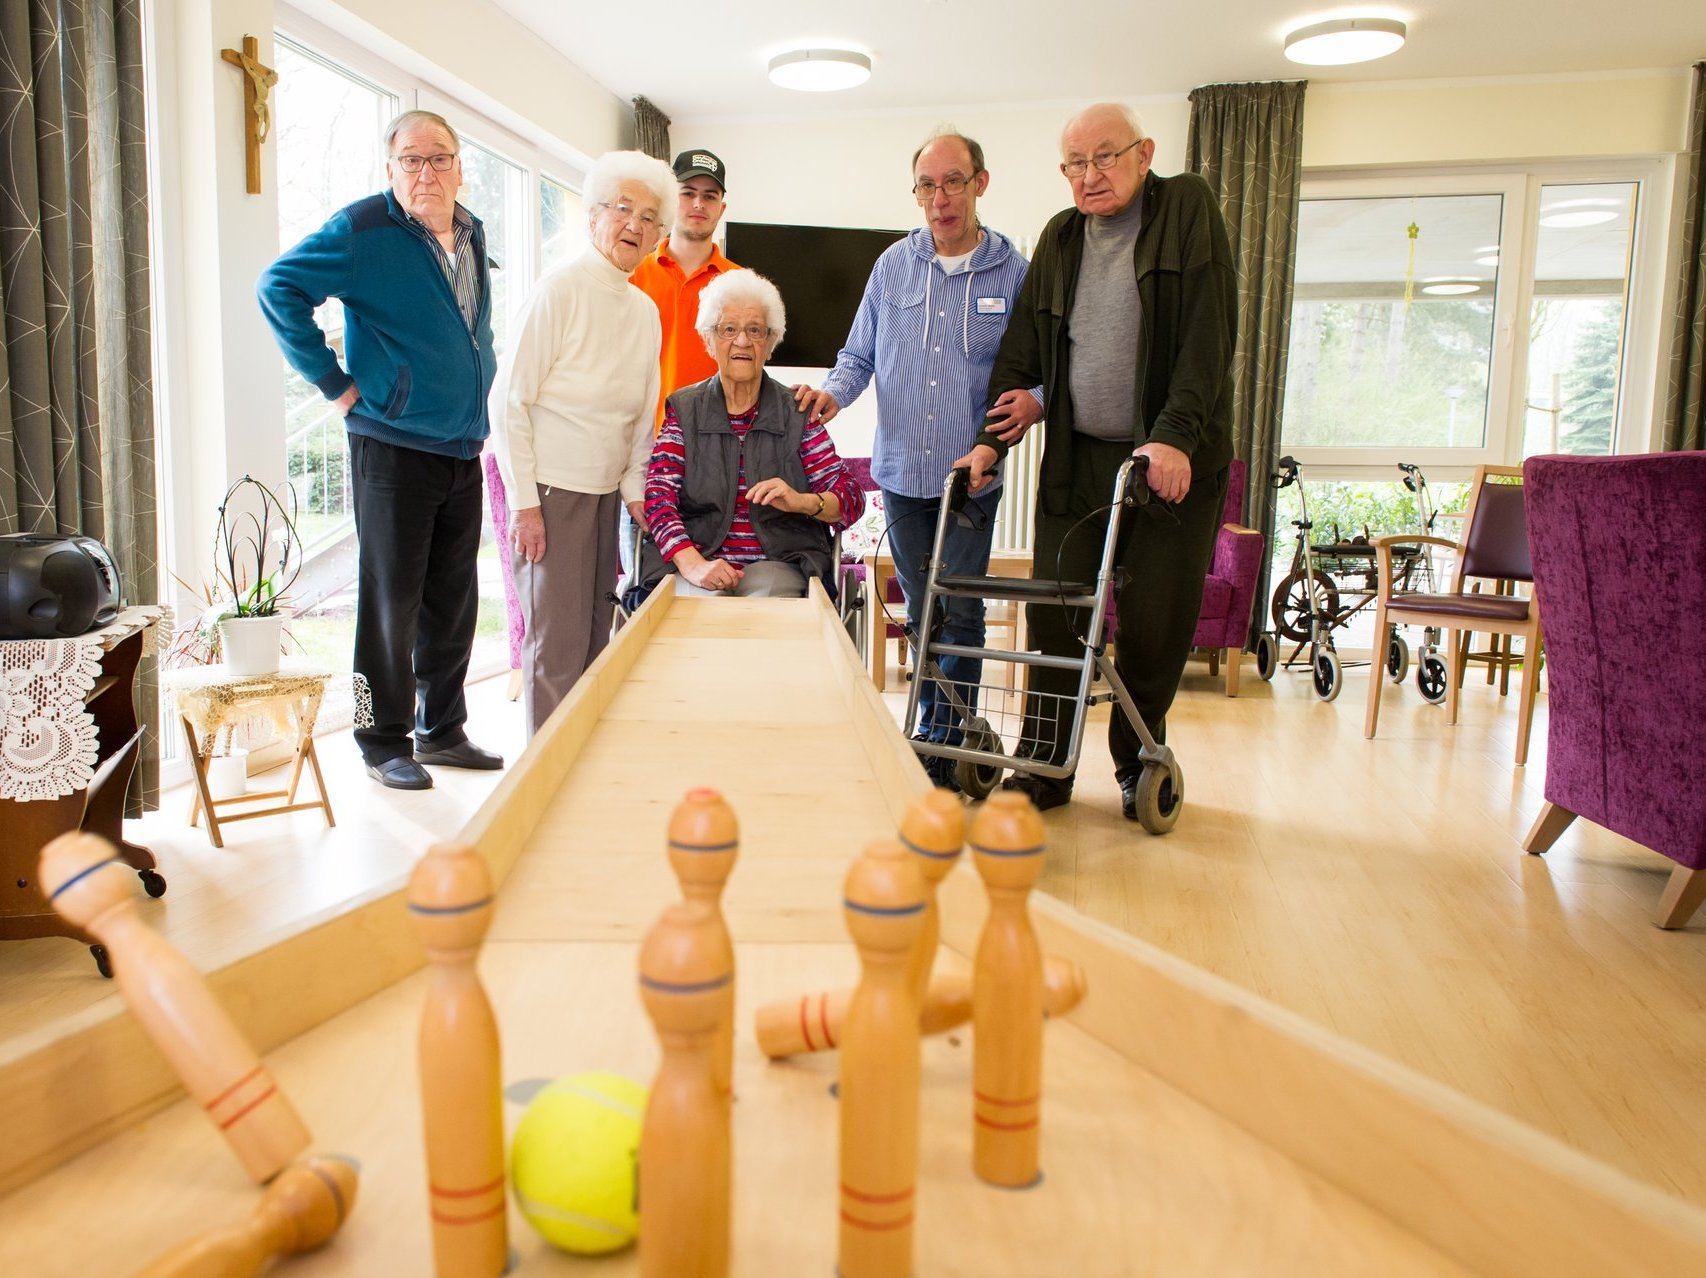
[488,247,663,509]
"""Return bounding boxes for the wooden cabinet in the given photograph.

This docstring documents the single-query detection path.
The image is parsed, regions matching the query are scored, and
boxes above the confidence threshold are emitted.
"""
[0,630,163,976]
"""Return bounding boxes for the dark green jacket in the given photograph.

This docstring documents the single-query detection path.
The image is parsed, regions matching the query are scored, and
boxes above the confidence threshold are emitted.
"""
[979,171,1236,514]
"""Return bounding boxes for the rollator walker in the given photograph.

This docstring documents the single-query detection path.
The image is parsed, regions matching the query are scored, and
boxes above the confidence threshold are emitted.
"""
[903,457,1184,834]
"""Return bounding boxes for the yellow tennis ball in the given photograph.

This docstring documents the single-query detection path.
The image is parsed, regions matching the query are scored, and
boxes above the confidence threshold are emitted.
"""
[510,1072,647,1254]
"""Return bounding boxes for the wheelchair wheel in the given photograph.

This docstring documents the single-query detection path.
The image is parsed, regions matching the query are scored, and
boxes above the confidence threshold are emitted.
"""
[1386,632,1410,683]
[1255,633,1279,681]
[1132,760,1184,835]
[1416,653,1449,704]
[1312,648,1342,702]
[953,716,1003,801]
[1270,570,1339,644]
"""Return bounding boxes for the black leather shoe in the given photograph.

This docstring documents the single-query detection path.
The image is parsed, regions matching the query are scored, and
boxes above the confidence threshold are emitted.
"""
[413,740,505,770]
[367,757,433,790]
[1000,771,1073,812]
[1119,774,1139,821]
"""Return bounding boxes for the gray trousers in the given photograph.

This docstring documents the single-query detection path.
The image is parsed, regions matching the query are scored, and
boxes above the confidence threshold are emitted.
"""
[518,485,619,737]
[673,560,807,598]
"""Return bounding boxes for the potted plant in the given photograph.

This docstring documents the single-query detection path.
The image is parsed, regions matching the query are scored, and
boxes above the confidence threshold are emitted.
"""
[206,475,303,676]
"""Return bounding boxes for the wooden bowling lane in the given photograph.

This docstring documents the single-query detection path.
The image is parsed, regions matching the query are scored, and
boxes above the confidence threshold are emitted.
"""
[0,938,1471,1278]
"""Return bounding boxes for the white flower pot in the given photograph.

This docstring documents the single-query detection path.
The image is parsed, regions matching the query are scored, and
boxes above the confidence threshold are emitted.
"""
[218,614,285,676]
[205,748,250,802]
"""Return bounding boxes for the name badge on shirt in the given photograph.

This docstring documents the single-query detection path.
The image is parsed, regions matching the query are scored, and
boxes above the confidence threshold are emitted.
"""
[975,296,1007,315]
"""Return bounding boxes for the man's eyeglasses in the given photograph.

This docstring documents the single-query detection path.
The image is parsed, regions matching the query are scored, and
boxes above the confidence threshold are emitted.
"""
[1059,139,1143,180]
[714,323,770,344]
[393,153,457,174]
[600,200,661,229]
[911,172,979,202]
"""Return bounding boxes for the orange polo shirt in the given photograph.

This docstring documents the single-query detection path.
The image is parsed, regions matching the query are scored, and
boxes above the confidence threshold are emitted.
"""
[630,239,740,430]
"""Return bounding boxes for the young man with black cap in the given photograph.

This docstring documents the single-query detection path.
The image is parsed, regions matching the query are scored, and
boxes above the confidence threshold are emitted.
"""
[630,149,742,428]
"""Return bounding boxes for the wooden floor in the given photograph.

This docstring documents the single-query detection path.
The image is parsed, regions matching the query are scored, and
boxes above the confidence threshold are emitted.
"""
[879,648,1706,1207]
[3,637,1702,1222]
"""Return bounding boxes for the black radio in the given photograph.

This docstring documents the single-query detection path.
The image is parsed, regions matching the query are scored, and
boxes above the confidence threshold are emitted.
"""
[0,534,123,639]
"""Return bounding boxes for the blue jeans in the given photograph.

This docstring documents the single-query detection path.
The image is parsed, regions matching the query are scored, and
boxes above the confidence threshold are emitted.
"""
[881,486,999,743]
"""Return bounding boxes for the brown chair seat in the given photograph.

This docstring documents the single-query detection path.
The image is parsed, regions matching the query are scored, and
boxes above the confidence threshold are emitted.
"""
[1385,593,1532,622]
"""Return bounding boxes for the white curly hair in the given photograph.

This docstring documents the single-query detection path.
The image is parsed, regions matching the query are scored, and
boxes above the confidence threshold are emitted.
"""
[695,270,787,351]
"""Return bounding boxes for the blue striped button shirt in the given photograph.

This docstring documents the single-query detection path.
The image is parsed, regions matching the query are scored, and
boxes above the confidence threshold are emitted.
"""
[822,226,1037,500]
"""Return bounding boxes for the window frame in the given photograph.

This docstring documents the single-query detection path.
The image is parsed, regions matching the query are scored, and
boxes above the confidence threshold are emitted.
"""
[1286,156,1672,482]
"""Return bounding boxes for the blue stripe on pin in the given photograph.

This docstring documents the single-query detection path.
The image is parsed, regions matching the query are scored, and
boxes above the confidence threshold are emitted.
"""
[407,895,495,915]
[640,972,734,994]
[48,856,124,901]
[900,835,961,861]
[844,899,927,917]
[971,843,1046,858]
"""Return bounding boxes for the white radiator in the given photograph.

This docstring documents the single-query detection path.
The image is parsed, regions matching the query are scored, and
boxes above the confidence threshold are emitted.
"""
[991,430,1042,552]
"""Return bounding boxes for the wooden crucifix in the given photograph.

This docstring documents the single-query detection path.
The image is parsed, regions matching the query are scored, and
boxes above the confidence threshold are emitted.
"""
[221,35,278,196]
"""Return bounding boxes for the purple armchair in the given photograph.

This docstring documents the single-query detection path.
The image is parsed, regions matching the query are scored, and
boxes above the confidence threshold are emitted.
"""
[1521,452,1706,929]
[1190,458,1265,696]
[482,451,525,674]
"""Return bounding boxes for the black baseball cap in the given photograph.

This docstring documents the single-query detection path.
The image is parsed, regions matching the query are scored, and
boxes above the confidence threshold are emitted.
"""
[673,149,727,191]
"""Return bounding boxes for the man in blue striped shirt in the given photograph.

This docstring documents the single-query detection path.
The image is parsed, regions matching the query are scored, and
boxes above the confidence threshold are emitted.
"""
[796,130,1039,789]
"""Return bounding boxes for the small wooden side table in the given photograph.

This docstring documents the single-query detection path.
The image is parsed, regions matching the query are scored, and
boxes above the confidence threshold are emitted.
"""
[167,664,358,848]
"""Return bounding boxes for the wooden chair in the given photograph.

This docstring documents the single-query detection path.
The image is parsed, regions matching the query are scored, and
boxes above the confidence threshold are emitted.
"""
[1364,465,1543,765]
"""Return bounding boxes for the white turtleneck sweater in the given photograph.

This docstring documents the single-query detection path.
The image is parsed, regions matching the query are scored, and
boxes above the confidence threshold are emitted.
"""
[489,247,662,508]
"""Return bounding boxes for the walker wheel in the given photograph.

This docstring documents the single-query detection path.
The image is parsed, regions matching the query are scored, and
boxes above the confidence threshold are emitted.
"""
[1133,761,1183,835]
[90,944,113,980]
[139,869,167,898]
[953,716,1003,801]
[1386,632,1410,683]
[1255,633,1278,682]
[1312,648,1343,702]
[1416,653,1450,704]
[1271,570,1339,644]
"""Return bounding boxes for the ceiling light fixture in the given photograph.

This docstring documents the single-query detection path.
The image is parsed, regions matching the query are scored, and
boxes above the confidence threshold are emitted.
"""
[767,48,872,92]
[1283,17,1407,66]
[1475,254,1500,266]
[1421,282,1481,296]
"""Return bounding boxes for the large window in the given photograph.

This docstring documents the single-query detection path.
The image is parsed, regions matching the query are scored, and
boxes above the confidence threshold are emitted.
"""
[1280,164,1663,480]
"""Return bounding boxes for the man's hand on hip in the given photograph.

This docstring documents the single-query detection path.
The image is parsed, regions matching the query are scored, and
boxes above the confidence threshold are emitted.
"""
[332,384,360,417]
[512,506,546,563]
[984,389,1042,443]
[791,385,840,425]
[1134,441,1192,503]
[951,444,1001,495]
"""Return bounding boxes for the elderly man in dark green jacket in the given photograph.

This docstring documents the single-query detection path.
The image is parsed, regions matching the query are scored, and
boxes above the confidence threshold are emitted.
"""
[955,102,1236,820]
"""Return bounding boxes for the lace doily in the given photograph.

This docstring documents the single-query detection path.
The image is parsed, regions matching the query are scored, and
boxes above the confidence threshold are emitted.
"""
[0,606,167,802]
[165,663,373,756]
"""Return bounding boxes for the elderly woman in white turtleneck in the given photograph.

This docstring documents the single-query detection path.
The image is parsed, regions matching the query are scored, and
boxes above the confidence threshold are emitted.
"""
[489,149,675,737]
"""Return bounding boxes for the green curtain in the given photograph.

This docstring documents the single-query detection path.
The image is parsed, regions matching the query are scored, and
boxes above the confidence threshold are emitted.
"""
[632,96,672,163]
[1663,62,1705,452]
[1186,80,1307,647]
[1,0,160,809]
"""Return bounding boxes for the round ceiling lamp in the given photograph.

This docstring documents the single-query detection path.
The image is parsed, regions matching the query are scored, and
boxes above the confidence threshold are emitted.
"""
[1538,199,1621,229]
[1421,281,1481,296]
[1283,18,1407,66]
[768,48,872,92]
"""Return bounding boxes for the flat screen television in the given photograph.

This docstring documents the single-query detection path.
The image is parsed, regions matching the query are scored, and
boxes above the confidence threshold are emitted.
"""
[723,222,906,368]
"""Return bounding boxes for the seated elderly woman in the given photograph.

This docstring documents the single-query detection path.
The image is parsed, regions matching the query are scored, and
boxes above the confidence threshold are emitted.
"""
[640,271,864,598]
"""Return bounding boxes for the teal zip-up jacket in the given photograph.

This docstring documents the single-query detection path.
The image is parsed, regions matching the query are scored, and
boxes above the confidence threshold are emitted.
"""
[257,190,496,460]
[979,171,1236,515]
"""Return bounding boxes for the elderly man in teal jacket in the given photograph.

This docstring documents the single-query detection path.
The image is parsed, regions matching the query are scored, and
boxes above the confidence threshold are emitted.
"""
[257,110,503,791]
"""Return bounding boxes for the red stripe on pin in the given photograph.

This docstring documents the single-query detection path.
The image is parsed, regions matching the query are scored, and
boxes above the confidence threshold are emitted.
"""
[431,1202,507,1226]
[799,997,815,1051]
[840,1183,915,1204]
[974,1090,1040,1107]
[217,1084,278,1130]
[431,1175,506,1199]
[820,993,836,1048]
[975,1113,1041,1132]
[840,1210,914,1232]
[205,1064,265,1111]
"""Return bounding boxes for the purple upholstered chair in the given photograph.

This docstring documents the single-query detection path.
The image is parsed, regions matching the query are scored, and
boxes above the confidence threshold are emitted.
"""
[1521,452,1706,929]
[1189,458,1265,696]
